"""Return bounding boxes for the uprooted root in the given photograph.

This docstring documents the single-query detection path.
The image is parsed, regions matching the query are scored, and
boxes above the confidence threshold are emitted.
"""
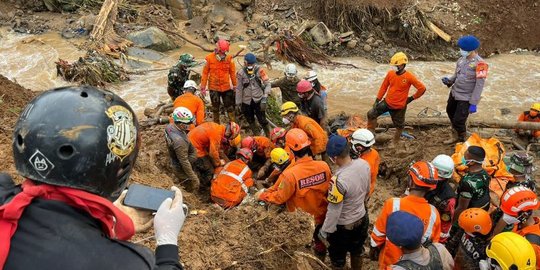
[56,51,129,86]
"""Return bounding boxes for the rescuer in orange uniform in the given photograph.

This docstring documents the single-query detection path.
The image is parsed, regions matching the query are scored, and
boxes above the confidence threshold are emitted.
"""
[367,52,426,143]
[200,39,237,123]
[516,102,540,143]
[211,148,254,208]
[256,128,332,259]
[188,121,240,186]
[281,102,328,156]
[173,80,205,126]
[349,128,380,196]
[241,136,275,179]
[369,161,441,269]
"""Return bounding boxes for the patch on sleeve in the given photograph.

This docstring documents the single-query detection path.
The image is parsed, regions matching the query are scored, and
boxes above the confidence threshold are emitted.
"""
[327,175,344,204]
[476,62,488,78]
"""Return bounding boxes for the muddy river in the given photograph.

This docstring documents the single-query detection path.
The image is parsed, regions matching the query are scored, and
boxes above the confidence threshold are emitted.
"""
[1,29,539,121]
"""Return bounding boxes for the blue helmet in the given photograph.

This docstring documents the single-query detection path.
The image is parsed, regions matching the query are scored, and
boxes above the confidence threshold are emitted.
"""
[386,211,424,249]
[244,53,257,64]
[457,35,480,51]
[326,135,348,157]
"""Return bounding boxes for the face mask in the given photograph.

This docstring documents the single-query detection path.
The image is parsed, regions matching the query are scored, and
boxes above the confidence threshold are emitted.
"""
[461,157,468,166]
[502,213,520,225]
[459,49,470,57]
[404,188,410,196]
[329,157,337,164]
[282,117,290,125]
[394,66,401,71]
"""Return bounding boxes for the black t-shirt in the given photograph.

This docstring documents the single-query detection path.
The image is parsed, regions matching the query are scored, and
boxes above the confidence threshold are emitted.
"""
[301,94,326,124]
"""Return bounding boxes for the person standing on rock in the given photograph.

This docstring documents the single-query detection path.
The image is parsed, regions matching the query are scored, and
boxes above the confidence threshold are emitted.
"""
[201,39,237,123]
[168,53,197,101]
[271,63,301,107]
[165,107,200,191]
[367,52,426,143]
[235,53,271,136]
[319,135,371,269]
[1,86,185,269]
[442,35,488,144]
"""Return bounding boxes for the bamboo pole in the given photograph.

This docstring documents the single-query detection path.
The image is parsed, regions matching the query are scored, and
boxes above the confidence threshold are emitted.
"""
[377,117,540,130]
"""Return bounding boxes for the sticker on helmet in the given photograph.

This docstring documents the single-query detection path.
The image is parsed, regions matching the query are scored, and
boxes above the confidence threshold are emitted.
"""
[29,149,55,178]
[106,105,137,161]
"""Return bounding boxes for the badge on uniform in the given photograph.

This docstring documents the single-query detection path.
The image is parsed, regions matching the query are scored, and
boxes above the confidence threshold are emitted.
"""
[327,175,344,204]
[441,213,451,222]
[476,62,488,78]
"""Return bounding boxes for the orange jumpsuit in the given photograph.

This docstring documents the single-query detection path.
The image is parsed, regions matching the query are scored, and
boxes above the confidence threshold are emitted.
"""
[211,159,253,208]
[253,136,275,158]
[517,111,540,138]
[376,70,426,110]
[259,155,331,224]
[360,148,380,196]
[515,217,540,269]
[292,115,328,155]
[188,122,225,166]
[370,195,441,269]
[201,53,237,92]
[173,92,205,126]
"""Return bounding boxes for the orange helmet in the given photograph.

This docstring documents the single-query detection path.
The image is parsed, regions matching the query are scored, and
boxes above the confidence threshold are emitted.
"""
[241,136,257,152]
[236,148,253,161]
[500,186,539,217]
[285,128,311,151]
[458,208,492,235]
[408,161,439,190]
[270,127,287,143]
[216,39,230,52]
[225,122,240,140]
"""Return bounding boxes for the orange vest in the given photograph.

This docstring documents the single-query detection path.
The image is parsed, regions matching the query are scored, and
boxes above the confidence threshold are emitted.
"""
[211,159,253,208]
[201,53,237,92]
[188,122,225,165]
[360,148,380,196]
[259,156,331,224]
[515,217,540,269]
[173,92,205,126]
[518,111,540,138]
[370,195,441,269]
[292,115,328,155]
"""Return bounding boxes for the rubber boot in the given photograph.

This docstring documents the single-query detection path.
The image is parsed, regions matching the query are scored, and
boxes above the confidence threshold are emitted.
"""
[367,118,377,133]
[458,132,467,142]
[262,124,270,137]
[393,128,403,144]
[212,109,221,124]
[350,254,363,270]
[443,130,458,144]
[227,111,236,122]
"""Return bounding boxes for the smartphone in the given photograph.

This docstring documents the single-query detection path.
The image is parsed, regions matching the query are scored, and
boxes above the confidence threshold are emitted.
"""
[123,184,175,212]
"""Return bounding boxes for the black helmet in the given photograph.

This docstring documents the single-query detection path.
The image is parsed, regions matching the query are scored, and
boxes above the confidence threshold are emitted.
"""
[12,86,140,200]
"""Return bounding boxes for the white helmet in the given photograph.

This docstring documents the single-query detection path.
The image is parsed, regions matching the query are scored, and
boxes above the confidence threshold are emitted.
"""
[305,70,318,82]
[183,80,198,91]
[431,154,454,179]
[350,129,375,154]
[172,107,194,124]
[284,63,297,77]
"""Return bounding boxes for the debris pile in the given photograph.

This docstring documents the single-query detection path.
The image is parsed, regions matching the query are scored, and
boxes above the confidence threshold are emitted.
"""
[56,51,129,86]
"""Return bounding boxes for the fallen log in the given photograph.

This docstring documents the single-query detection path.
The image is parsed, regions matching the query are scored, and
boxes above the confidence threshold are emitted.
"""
[377,117,540,130]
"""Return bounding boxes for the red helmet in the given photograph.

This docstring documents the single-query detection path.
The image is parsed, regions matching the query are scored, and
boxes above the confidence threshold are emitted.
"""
[216,39,230,53]
[236,148,253,161]
[408,161,439,190]
[241,136,257,152]
[296,79,313,94]
[500,186,539,217]
[270,127,286,143]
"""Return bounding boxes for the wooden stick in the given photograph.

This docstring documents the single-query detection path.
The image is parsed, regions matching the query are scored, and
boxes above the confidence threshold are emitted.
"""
[293,252,331,270]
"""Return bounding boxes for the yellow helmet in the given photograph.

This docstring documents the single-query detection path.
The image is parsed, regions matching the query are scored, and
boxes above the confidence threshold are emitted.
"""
[530,103,540,112]
[486,232,536,270]
[390,52,408,66]
[270,148,290,165]
[230,134,241,147]
[280,102,299,116]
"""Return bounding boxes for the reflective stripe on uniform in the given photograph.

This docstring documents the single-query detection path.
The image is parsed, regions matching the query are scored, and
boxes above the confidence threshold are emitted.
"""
[220,165,250,194]
[373,227,385,237]
[392,198,400,212]
[422,205,437,243]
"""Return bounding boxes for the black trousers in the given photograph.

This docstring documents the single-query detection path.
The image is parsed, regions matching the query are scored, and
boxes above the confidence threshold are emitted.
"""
[446,93,470,134]
[327,215,369,267]
[241,100,268,127]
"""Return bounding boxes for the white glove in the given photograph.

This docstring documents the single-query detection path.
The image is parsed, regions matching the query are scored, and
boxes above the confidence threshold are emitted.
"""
[479,259,490,270]
[154,186,185,246]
